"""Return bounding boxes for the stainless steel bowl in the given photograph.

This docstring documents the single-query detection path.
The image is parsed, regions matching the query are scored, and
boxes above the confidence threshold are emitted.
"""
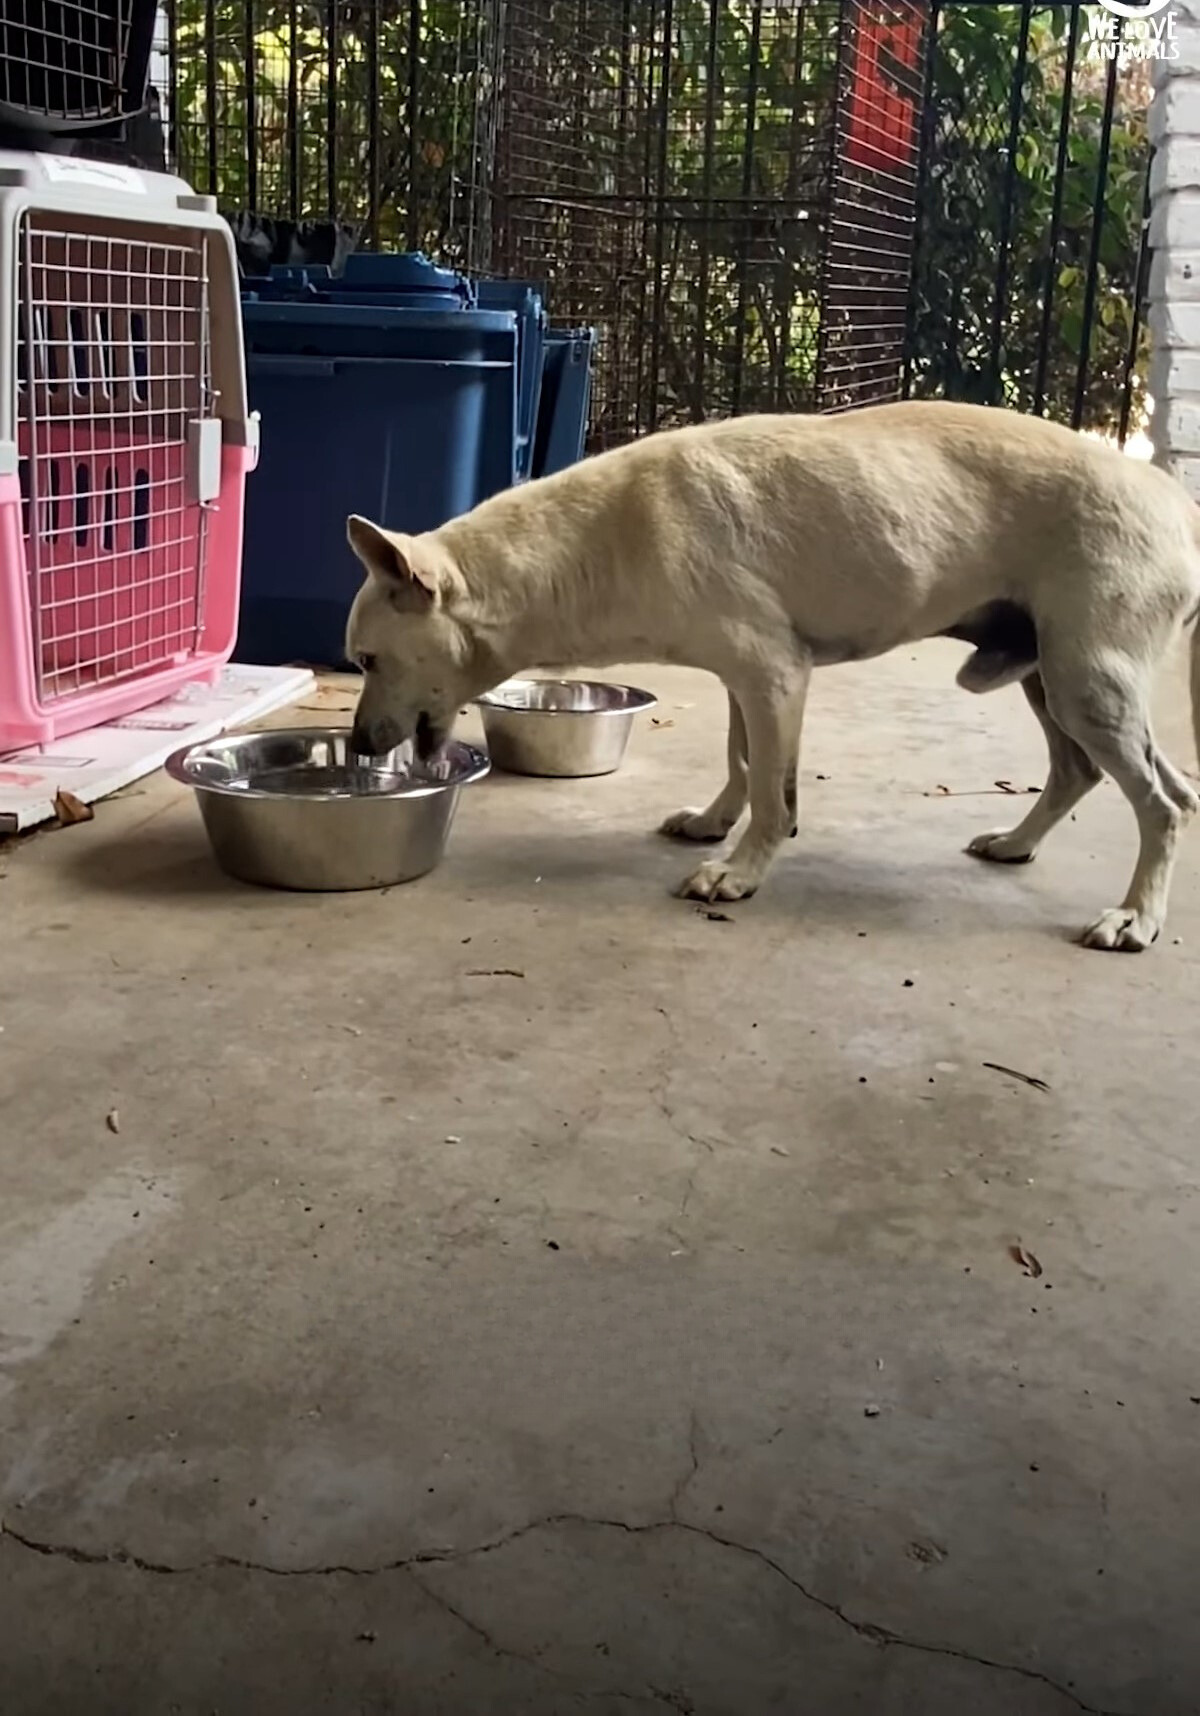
[476,678,656,778]
[166,727,490,891]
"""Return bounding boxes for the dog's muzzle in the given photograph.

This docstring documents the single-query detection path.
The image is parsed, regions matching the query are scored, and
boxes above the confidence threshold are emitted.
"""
[349,716,405,758]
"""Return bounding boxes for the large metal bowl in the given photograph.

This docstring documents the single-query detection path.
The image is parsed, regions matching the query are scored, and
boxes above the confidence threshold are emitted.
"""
[476,678,656,778]
[166,727,490,891]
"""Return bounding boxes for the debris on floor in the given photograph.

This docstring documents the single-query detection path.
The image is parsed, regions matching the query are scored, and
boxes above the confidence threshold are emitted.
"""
[53,790,94,827]
[923,783,1040,797]
[984,1061,1050,1093]
[1009,1244,1044,1279]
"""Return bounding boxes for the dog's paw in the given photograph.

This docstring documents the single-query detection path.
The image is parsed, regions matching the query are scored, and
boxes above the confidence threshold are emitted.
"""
[676,858,759,902]
[1079,907,1161,952]
[966,827,1037,864]
[659,807,735,843]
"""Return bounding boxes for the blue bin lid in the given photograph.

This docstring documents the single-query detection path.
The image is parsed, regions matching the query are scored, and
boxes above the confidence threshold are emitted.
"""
[338,251,475,306]
[242,251,477,311]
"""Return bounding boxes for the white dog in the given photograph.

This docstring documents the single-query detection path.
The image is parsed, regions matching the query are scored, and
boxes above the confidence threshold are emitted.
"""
[346,401,1200,951]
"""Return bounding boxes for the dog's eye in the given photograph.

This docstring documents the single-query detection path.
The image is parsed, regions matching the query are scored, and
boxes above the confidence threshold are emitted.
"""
[356,653,377,674]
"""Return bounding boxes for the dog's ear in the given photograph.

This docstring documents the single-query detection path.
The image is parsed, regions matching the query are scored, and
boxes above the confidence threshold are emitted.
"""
[346,515,439,604]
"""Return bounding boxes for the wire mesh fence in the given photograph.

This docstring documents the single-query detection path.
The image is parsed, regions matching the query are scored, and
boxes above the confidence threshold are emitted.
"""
[486,1,930,442]
[147,0,1151,446]
[486,0,649,447]
[819,0,927,412]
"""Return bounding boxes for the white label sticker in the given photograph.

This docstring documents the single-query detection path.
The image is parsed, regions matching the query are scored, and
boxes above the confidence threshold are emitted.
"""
[37,155,149,195]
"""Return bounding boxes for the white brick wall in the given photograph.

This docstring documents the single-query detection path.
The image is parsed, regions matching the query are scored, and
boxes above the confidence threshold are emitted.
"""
[1151,4,1200,496]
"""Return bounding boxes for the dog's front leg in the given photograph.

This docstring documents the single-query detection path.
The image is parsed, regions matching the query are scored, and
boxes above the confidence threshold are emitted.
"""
[660,689,748,842]
[677,669,811,902]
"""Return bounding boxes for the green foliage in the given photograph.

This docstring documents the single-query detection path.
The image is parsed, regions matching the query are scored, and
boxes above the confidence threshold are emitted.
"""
[908,4,1149,435]
[171,0,485,255]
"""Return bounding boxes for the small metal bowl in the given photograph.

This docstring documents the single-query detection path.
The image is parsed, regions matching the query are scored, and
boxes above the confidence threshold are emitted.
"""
[166,727,489,891]
[476,678,656,778]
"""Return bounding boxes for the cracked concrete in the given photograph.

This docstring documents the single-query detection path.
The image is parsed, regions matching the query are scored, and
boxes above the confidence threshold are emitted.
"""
[2,647,1200,1714]
[0,1513,1116,1714]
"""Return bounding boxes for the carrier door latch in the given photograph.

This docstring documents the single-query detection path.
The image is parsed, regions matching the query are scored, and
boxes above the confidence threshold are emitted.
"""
[187,418,223,504]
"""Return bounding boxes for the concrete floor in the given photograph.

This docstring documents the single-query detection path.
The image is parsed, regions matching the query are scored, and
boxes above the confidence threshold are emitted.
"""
[2,645,1200,1716]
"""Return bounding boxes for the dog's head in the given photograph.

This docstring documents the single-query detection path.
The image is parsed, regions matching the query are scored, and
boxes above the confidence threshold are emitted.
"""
[345,515,484,761]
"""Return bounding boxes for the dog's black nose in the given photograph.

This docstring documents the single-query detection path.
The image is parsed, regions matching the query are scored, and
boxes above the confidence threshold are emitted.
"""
[349,724,379,757]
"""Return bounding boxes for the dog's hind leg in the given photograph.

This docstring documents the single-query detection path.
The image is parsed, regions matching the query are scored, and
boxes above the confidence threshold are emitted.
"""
[967,672,1101,863]
[677,667,811,902]
[783,753,799,838]
[1041,648,1198,951]
[660,689,749,842]
[1156,752,1200,815]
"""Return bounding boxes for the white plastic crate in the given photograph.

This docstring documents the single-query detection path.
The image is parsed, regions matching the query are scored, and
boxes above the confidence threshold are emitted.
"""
[0,152,258,749]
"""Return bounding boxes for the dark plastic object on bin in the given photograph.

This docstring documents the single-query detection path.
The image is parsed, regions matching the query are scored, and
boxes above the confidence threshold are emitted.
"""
[0,0,156,133]
[476,281,547,481]
[237,254,519,667]
[533,328,596,479]
[229,214,359,280]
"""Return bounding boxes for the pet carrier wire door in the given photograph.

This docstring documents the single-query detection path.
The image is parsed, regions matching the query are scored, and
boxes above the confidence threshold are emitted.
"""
[0,153,257,748]
[20,214,213,706]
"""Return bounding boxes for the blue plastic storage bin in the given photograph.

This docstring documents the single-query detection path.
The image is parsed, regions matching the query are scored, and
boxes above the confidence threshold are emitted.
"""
[476,280,547,481]
[533,328,596,479]
[236,256,519,666]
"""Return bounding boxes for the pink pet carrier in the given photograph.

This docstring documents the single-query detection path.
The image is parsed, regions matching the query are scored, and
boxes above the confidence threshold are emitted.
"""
[0,152,258,749]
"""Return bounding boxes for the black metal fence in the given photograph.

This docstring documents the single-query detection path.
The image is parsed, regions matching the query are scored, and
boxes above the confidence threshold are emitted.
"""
[907,2,1152,443]
[155,0,1151,446]
[167,0,496,259]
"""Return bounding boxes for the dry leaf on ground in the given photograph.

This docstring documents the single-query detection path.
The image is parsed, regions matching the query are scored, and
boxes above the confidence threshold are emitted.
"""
[54,790,94,826]
[1009,1243,1043,1279]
